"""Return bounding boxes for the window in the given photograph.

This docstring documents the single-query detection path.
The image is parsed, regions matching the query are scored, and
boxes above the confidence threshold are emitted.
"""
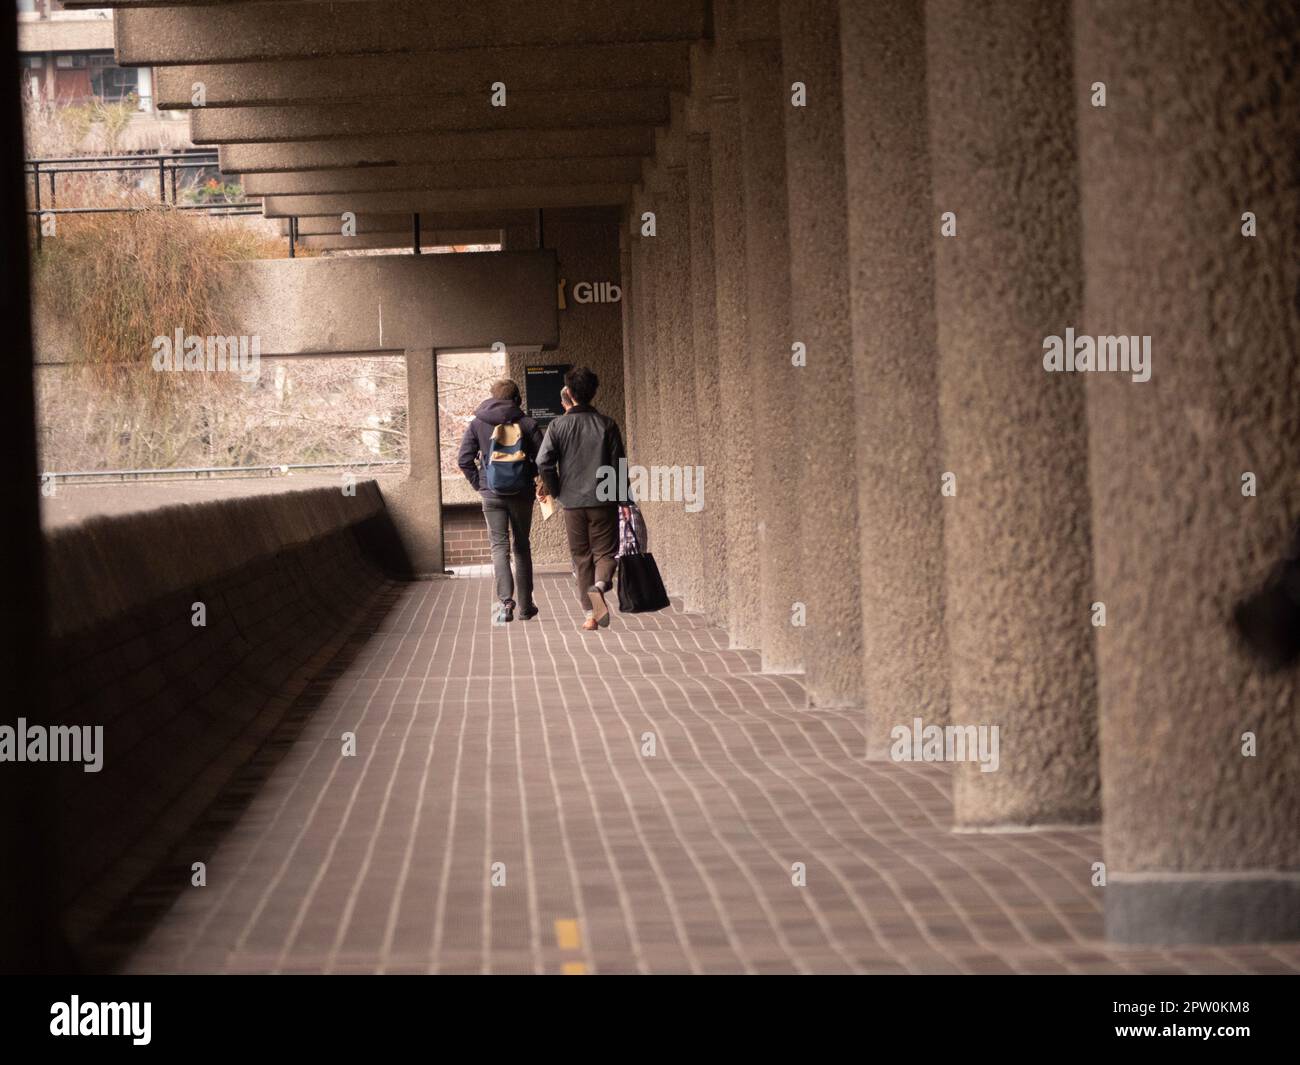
[91,63,138,102]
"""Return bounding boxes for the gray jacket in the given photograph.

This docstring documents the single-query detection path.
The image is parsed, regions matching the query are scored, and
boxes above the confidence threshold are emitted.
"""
[535,404,628,509]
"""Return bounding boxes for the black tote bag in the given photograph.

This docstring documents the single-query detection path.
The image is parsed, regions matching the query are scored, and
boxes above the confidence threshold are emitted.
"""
[615,504,670,613]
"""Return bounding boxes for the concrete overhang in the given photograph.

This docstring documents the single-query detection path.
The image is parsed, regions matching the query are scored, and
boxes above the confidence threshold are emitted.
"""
[260,185,630,219]
[298,231,501,252]
[218,128,656,174]
[280,211,535,238]
[189,91,671,144]
[112,0,708,65]
[18,14,115,52]
[153,41,691,109]
[239,158,644,198]
[216,250,559,356]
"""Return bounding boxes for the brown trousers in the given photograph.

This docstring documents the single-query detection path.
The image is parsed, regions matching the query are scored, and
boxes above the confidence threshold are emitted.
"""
[563,505,618,608]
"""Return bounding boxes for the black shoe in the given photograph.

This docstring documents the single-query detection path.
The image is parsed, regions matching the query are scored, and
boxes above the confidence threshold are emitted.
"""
[494,599,515,625]
[519,604,539,621]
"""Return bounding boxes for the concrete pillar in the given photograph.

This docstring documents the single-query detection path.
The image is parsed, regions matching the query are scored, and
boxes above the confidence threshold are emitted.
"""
[1076,1,1300,944]
[643,119,704,611]
[707,32,762,650]
[618,223,639,460]
[629,180,665,569]
[927,0,1099,827]
[384,348,444,576]
[684,53,730,627]
[779,0,861,706]
[839,0,950,753]
[737,8,802,673]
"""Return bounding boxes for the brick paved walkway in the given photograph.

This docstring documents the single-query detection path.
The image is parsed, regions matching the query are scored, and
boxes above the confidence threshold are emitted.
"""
[112,575,1300,974]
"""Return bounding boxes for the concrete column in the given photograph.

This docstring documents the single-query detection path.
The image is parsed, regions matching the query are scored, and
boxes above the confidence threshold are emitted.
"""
[779,0,861,706]
[645,120,704,611]
[839,0,949,753]
[738,12,802,673]
[629,179,665,570]
[1076,0,1300,944]
[927,0,1099,827]
[383,348,444,576]
[685,58,730,627]
[618,223,638,459]
[708,33,761,650]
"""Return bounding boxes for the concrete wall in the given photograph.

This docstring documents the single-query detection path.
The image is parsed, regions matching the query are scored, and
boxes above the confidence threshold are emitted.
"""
[43,483,402,947]
[218,251,558,357]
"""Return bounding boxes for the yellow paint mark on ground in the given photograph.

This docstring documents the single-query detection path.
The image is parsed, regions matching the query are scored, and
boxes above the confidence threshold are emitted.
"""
[561,962,587,975]
[554,918,581,951]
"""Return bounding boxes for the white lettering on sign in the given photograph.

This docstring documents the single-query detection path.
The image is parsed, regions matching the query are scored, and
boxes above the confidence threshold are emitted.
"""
[572,281,622,304]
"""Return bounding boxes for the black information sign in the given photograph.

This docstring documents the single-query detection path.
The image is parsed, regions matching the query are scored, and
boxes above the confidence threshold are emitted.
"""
[525,363,571,428]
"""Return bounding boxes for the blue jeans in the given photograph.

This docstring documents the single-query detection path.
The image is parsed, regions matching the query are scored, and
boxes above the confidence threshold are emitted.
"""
[481,494,535,607]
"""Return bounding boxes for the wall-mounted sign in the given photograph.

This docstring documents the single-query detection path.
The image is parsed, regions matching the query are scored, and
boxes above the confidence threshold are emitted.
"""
[525,363,572,427]
[557,279,622,308]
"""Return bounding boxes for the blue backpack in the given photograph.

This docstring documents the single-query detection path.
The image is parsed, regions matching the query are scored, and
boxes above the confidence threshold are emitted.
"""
[485,421,531,495]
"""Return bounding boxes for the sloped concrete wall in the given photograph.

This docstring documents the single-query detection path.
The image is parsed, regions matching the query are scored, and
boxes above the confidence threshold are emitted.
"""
[43,483,403,946]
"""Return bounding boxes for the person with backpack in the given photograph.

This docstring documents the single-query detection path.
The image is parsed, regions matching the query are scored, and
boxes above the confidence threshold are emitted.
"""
[458,378,545,624]
[535,366,628,632]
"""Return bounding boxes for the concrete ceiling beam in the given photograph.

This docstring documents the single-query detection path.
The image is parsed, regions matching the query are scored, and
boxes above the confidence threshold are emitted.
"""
[239,158,645,197]
[218,127,656,173]
[114,0,707,65]
[280,210,537,237]
[190,91,669,144]
[217,126,655,175]
[153,41,691,109]
[299,230,502,252]
[262,185,630,218]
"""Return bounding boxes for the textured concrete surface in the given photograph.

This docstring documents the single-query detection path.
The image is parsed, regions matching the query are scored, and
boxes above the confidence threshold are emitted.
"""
[240,159,644,198]
[739,27,803,675]
[191,93,670,145]
[221,129,656,174]
[90,574,1300,974]
[707,30,762,652]
[685,113,731,629]
[1075,0,1300,942]
[39,474,397,530]
[44,482,387,640]
[644,128,705,613]
[154,41,691,109]
[43,485,398,943]
[384,350,443,576]
[219,252,558,356]
[927,0,1099,829]
[115,0,708,64]
[780,0,861,707]
[260,186,630,220]
[840,0,950,753]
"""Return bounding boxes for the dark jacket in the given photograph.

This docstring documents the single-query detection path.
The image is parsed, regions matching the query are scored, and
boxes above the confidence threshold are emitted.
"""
[535,403,628,509]
[458,397,544,499]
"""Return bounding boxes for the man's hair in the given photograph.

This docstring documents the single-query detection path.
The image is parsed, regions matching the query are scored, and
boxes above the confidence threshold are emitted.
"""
[490,378,521,404]
[564,366,599,405]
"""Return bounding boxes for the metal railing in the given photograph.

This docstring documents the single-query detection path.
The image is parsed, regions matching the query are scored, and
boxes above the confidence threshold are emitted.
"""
[40,461,406,485]
[25,150,265,250]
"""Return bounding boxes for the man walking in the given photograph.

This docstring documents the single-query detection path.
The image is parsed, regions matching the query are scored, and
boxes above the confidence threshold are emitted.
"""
[458,378,544,624]
[536,366,627,631]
